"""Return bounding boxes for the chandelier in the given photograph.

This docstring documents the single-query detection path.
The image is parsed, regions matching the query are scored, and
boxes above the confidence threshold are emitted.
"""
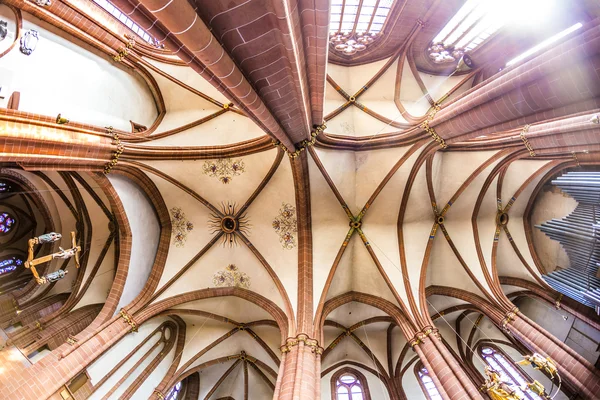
[329,31,381,55]
[428,42,465,64]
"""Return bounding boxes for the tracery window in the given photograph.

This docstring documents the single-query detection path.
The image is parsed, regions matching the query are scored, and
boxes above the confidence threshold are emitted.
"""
[0,256,23,275]
[479,345,543,400]
[428,0,546,64]
[91,0,160,46]
[334,371,369,400]
[415,363,442,400]
[0,212,16,234]
[329,0,394,55]
[165,382,181,400]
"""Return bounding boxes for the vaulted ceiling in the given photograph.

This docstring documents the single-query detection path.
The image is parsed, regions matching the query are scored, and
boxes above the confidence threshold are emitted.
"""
[1,0,599,399]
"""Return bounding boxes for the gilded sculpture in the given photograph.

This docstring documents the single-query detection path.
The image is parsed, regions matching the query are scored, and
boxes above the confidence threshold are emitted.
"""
[24,231,80,284]
[481,366,523,400]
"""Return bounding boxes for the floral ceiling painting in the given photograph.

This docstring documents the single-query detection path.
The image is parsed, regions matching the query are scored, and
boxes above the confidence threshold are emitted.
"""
[202,158,246,184]
[272,202,297,250]
[170,207,194,247]
[212,264,250,289]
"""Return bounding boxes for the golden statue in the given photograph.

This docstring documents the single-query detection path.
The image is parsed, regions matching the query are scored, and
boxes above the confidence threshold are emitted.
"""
[481,366,523,400]
[525,380,550,398]
[517,353,559,379]
[24,231,80,284]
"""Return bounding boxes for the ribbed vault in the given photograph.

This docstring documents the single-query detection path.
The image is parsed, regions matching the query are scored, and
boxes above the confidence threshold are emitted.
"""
[0,0,599,399]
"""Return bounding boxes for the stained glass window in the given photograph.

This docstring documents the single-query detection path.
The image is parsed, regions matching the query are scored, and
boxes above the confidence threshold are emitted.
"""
[479,345,543,400]
[416,364,443,400]
[329,0,394,55]
[165,382,181,400]
[0,212,15,234]
[335,373,368,400]
[0,182,12,193]
[0,256,23,275]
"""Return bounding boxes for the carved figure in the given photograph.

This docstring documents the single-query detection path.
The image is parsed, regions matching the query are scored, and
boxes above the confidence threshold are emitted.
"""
[24,231,80,284]
[0,20,7,42]
[38,269,67,284]
[481,367,523,400]
[518,353,559,379]
[36,232,62,244]
[53,247,77,260]
[525,380,549,398]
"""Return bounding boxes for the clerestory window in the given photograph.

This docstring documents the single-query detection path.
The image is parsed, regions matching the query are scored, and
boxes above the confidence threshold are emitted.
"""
[428,0,552,64]
[91,0,159,46]
[329,0,394,55]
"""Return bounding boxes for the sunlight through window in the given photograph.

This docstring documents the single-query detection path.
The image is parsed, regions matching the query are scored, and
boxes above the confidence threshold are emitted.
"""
[429,0,556,64]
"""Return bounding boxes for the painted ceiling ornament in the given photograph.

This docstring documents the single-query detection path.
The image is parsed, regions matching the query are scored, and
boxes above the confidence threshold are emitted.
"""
[20,30,39,55]
[170,207,194,247]
[202,158,246,184]
[208,202,250,247]
[0,20,7,42]
[272,202,297,250]
[212,264,251,289]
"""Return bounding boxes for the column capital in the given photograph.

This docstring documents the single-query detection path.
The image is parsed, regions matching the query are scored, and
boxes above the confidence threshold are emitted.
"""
[280,333,323,355]
[501,306,519,331]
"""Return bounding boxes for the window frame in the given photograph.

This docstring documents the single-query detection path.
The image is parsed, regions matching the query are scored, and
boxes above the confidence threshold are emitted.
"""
[414,362,443,400]
[331,367,372,400]
[476,342,543,400]
[328,0,396,55]
[90,0,159,46]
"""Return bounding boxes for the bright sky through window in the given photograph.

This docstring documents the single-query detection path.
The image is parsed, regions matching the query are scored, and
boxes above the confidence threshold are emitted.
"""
[429,0,555,64]
[91,0,157,46]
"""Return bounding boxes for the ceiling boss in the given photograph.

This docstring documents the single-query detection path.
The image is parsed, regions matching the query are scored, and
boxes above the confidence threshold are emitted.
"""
[23,231,81,285]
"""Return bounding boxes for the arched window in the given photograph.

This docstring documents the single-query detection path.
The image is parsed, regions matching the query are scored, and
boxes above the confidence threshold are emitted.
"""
[332,369,371,400]
[0,256,23,275]
[415,363,442,400]
[0,212,16,234]
[479,345,544,400]
[329,0,394,55]
[165,382,182,400]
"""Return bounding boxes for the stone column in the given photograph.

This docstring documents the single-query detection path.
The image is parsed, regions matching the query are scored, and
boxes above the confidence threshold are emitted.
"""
[274,334,322,400]
[412,331,485,400]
